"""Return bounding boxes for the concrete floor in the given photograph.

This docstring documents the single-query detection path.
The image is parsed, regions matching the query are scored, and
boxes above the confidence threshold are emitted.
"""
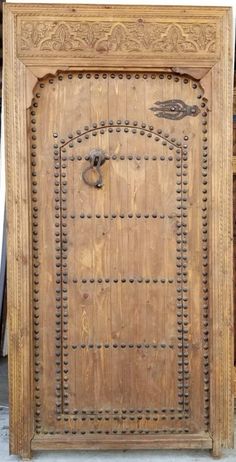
[1,358,236,461]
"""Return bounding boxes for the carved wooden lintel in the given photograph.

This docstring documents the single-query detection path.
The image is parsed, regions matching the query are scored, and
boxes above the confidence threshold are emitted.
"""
[17,20,217,58]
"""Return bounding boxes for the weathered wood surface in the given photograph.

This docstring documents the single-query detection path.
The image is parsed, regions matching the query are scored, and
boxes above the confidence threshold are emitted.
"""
[4,4,233,459]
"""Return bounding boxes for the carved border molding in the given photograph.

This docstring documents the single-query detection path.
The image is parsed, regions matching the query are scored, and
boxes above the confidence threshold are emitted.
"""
[17,20,217,57]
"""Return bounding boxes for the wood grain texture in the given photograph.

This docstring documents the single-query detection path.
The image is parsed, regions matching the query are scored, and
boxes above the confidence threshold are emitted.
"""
[3,7,33,460]
[209,8,233,453]
[233,92,236,395]
[32,71,205,437]
[233,175,236,375]
[4,4,233,459]
[31,433,213,451]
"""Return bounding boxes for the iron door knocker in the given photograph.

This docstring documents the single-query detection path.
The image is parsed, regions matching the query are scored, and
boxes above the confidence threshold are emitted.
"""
[82,148,106,188]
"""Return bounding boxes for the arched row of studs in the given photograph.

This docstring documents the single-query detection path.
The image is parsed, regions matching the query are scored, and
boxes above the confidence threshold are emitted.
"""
[43,72,200,84]
[56,127,188,229]
[40,70,202,97]
[200,100,209,429]
[54,121,185,151]
[54,131,189,419]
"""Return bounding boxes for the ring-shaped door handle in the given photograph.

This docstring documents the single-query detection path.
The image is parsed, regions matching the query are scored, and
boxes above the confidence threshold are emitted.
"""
[82,148,106,188]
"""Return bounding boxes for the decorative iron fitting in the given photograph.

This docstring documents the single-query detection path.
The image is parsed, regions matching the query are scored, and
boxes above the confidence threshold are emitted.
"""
[150,99,200,120]
[82,148,106,188]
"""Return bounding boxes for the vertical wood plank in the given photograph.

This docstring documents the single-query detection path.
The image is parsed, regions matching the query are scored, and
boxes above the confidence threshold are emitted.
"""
[210,8,234,452]
[4,6,33,458]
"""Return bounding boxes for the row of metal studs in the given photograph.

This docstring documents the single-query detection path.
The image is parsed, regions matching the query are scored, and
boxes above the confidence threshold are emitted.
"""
[42,428,191,435]
[71,277,175,284]
[60,414,189,421]
[69,213,175,219]
[61,141,70,414]
[71,343,175,350]
[54,131,71,416]
[44,71,200,89]
[61,121,180,138]
[175,138,190,417]
[53,120,184,150]
[63,407,180,415]
[59,125,182,150]
[53,132,64,419]
[62,154,176,161]
[201,100,210,429]
[31,94,41,433]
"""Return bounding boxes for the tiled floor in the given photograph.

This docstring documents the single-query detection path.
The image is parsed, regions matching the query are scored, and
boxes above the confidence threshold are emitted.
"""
[0,358,235,461]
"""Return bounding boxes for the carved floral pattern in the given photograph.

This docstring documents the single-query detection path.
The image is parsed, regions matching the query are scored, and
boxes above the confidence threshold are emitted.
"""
[19,20,217,55]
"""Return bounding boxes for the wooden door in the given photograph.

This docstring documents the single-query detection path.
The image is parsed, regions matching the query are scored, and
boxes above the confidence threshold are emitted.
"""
[32,70,206,437]
[4,4,233,459]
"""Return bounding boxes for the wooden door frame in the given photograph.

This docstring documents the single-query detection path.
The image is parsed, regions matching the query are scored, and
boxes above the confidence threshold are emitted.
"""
[4,4,233,458]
